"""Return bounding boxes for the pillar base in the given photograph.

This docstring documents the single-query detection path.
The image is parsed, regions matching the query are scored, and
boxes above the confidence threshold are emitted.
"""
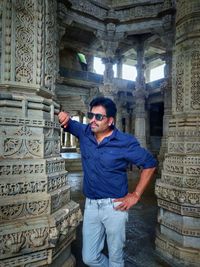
[155,232,200,267]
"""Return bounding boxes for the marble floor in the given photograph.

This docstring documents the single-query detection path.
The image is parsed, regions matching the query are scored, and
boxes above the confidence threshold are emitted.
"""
[67,170,172,267]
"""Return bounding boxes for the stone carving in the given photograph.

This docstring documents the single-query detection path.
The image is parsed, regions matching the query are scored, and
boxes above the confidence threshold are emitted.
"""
[164,164,184,174]
[1,250,52,267]
[46,159,66,173]
[156,234,200,265]
[66,0,165,22]
[69,0,107,19]
[51,186,70,212]
[44,0,57,92]
[191,50,200,110]
[118,4,163,21]
[155,183,200,205]
[2,0,12,82]
[161,174,199,189]
[48,174,67,192]
[0,200,49,220]
[174,54,184,112]
[0,1,81,266]
[0,181,47,196]
[158,218,200,237]
[157,199,200,217]
[0,202,81,260]
[2,126,42,158]
[0,116,60,128]
[15,0,34,83]
[35,0,44,86]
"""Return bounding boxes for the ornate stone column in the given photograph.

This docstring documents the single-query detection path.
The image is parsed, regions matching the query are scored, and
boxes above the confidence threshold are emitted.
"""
[97,21,123,101]
[102,57,115,86]
[134,40,147,147]
[158,49,173,172]
[115,101,123,130]
[87,54,94,72]
[116,55,124,79]
[155,1,200,266]
[0,1,81,266]
[144,63,151,83]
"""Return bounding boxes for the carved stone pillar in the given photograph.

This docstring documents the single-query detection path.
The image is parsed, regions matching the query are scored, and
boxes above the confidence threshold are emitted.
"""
[0,1,81,266]
[97,22,123,100]
[158,51,173,172]
[116,55,124,79]
[64,132,71,147]
[115,102,123,130]
[144,63,151,83]
[99,57,116,100]
[155,1,200,266]
[134,40,147,147]
[102,57,115,85]
[87,54,94,72]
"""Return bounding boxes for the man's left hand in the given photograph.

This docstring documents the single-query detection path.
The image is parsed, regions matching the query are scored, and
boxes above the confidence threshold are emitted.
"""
[113,192,140,211]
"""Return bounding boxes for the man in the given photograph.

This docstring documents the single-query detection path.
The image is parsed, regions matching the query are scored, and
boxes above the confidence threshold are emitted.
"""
[58,97,157,267]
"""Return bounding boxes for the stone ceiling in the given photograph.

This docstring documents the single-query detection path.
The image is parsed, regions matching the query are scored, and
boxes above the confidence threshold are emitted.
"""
[58,0,176,66]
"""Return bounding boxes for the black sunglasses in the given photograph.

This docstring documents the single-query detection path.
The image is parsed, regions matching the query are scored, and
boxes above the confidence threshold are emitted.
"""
[87,112,107,121]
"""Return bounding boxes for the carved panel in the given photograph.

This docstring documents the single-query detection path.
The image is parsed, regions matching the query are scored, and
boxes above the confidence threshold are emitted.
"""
[158,218,200,237]
[1,227,49,256]
[1,126,43,159]
[51,186,70,213]
[0,125,62,159]
[0,201,81,259]
[0,200,50,220]
[176,0,200,26]
[44,0,57,92]
[36,0,44,86]
[191,50,200,110]
[155,183,200,205]
[0,2,2,81]
[168,142,200,154]
[0,116,60,128]
[1,0,12,82]
[15,0,35,83]
[156,233,200,264]
[157,199,200,217]
[161,173,200,189]
[0,250,51,266]
[0,180,47,196]
[46,159,66,174]
[0,162,44,177]
[175,53,184,112]
[68,0,107,19]
[118,3,163,21]
[48,173,67,192]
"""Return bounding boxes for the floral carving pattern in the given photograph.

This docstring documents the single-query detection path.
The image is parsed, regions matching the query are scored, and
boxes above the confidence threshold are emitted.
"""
[3,126,42,158]
[15,0,34,83]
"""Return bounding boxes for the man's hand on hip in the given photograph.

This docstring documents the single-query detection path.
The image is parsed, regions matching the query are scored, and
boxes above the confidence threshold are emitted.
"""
[113,192,140,211]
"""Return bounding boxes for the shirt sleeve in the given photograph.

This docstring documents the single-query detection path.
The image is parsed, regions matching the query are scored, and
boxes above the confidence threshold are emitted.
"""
[125,137,157,169]
[63,119,85,139]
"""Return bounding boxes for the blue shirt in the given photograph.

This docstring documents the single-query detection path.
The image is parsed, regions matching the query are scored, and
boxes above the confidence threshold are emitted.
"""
[65,119,157,199]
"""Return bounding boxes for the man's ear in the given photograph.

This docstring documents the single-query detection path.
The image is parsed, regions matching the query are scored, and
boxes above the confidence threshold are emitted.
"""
[108,117,114,126]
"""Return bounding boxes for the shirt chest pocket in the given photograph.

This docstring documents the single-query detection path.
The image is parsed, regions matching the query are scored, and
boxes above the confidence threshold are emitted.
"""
[99,149,125,170]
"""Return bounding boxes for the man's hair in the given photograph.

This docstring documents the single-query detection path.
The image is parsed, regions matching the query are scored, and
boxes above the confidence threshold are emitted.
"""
[89,97,117,118]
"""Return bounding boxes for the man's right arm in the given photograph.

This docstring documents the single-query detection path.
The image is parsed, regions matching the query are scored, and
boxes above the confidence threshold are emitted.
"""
[58,111,85,138]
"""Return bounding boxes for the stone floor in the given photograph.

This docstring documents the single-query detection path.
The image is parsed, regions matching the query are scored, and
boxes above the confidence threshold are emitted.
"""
[67,170,172,267]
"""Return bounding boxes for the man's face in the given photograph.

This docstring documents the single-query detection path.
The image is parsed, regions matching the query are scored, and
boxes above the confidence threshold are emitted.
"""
[89,105,114,134]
